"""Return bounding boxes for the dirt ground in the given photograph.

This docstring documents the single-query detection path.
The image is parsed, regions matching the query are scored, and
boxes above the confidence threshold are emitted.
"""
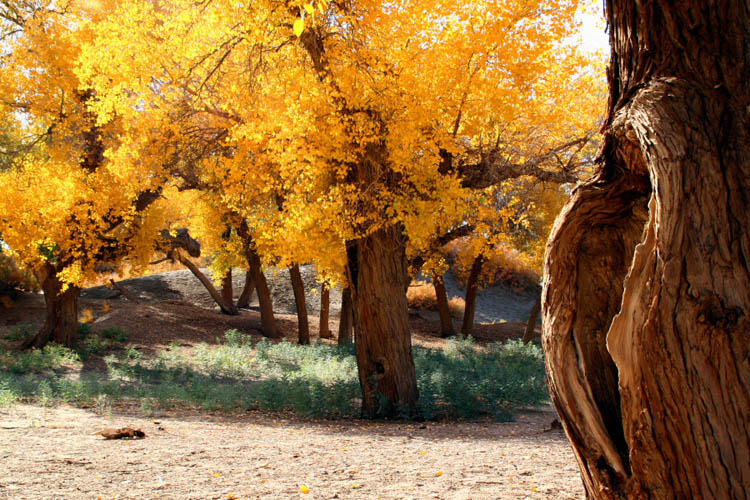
[0,273,583,500]
[0,403,582,500]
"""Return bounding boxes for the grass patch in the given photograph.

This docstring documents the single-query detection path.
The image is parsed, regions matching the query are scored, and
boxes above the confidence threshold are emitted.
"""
[0,332,547,421]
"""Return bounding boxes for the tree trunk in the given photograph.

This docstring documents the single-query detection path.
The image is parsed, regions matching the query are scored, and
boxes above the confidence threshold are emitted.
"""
[237,222,282,339]
[338,287,353,344]
[543,2,750,499]
[23,265,80,349]
[348,226,419,419]
[221,268,234,309]
[289,264,310,345]
[432,274,455,337]
[173,250,238,315]
[522,296,541,345]
[236,270,255,308]
[319,284,332,339]
[461,255,484,337]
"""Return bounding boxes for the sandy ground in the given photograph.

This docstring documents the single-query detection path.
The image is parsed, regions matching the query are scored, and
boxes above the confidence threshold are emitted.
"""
[0,404,583,500]
[0,271,581,499]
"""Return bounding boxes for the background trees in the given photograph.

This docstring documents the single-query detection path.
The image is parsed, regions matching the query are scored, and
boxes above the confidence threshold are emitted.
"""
[543,1,750,498]
[3,0,603,418]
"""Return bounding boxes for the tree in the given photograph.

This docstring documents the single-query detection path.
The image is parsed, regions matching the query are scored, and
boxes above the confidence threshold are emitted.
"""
[543,2,750,499]
[0,0,167,348]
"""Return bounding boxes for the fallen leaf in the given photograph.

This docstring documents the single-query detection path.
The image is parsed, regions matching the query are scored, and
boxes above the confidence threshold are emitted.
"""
[300,485,309,494]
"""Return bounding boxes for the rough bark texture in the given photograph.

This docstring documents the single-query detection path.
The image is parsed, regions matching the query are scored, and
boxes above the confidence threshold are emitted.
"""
[461,255,484,337]
[522,296,541,345]
[432,274,456,337]
[319,285,332,339]
[236,271,255,309]
[543,2,750,499]
[348,227,419,419]
[338,287,353,345]
[289,265,310,345]
[23,265,80,349]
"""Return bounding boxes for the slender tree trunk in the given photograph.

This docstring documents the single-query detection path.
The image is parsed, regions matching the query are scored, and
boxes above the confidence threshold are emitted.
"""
[221,268,234,309]
[236,270,255,308]
[23,265,80,349]
[289,265,310,345]
[338,287,353,344]
[432,274,455,337]
[173,250,238,315]
[348,226,419,419]
[522,296,541,345]
[543,2,750,499]
[319,284,332,339]
[461,255,484,337]
[237,222,282,339]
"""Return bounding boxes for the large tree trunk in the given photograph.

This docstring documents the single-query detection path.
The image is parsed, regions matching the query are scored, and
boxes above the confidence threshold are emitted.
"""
[461,255,484,337]
[236,270,255,308]
[24,265,80,349]
[319,284,332,339]
[338,287,353,344]
[432,274,455,337]
[289,265,310,345]
[543,2,750,499]
[348,227,419,419]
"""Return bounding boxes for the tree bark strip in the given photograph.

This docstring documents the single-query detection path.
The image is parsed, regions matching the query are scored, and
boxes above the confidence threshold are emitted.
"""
[461,255,484,337]
[338,287,353,344]
[221,268,234,310]
[522,296,541,345]
[289,264,310,345]
[432,274,455,337]
[319,284,332,339]
[543,2,750,499]
[237,222,282,339]
[236,270,255,308]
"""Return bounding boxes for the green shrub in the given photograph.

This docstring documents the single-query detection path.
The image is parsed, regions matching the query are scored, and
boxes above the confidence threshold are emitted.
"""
[3,323,34,342]
[101,327,127,343]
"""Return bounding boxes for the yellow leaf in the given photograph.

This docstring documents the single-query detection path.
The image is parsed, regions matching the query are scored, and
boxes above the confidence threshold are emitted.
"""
[303,4,314,14]
[293,19,305,37]
[299,485,309,494]
[436,471,444,477]
[352,483,362,489]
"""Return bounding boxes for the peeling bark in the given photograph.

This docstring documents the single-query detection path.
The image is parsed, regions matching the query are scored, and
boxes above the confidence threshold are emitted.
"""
[543,2,750,499]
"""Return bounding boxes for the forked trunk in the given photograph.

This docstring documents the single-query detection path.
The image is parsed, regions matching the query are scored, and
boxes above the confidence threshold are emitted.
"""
[543,2,750,499]
[236,270,255,308]
[289,265,310,345]
[338,287,353,344]
[348,226,419,419]
[24,265,80,349]
[432,274,455,337]
[461,255,483,337]
[319,284,332,339]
